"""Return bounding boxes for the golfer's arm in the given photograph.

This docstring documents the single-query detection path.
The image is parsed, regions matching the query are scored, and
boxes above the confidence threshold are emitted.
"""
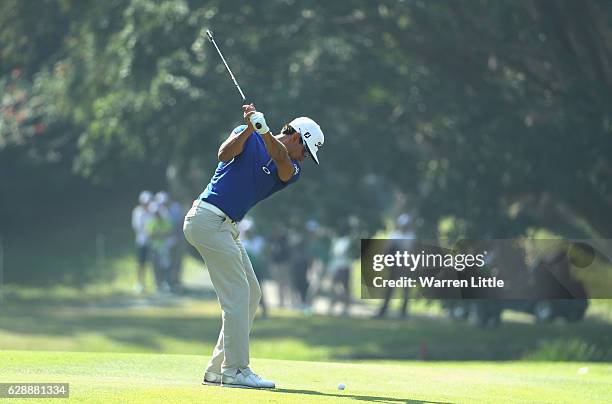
[218,127,253,162]
[261,132,294,182]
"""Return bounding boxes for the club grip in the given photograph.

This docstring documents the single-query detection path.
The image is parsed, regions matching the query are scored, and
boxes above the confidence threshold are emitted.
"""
[244,100,260,129]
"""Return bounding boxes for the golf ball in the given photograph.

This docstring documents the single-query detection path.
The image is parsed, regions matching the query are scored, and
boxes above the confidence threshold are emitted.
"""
[338,383,346,390]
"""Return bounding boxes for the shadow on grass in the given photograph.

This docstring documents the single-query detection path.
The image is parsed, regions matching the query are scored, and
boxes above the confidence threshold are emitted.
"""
[272,388,453,404]
[0,288,216,307]
[0,312,222,351]
[1,294,611,361]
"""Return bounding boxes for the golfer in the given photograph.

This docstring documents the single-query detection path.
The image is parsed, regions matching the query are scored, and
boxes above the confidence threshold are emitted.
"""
[183,104,324,389]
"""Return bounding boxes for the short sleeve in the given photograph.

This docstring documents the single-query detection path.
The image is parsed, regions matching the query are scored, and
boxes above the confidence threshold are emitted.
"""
[231,124,258,155]
[283,162,301,185]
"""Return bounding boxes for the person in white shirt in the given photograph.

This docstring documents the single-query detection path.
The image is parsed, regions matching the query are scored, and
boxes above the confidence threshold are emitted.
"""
[131,190,153,294]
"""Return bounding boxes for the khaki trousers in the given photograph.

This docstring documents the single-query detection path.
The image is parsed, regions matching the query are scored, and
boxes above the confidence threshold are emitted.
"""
[183,202,261,376]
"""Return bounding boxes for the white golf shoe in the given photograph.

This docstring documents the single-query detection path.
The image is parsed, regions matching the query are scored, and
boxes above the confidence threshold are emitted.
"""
[221,368,275,389]
[202,371,222,386]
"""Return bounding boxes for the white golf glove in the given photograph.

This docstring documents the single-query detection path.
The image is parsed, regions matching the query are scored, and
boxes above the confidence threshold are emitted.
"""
[249,112,270,135]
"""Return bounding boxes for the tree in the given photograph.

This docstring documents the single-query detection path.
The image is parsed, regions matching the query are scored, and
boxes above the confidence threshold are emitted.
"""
[2,0,611,243]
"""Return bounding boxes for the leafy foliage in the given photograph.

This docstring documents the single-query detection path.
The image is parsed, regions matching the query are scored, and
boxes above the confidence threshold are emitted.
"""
[2,0,612,244]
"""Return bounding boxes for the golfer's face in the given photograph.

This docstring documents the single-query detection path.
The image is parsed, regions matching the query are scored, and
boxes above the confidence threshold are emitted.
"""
[296,136,309,162]
[287,135,307,162]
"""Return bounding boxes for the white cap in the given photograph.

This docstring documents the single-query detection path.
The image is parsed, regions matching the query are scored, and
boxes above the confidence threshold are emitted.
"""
[238,217,254,233]
[289,117,324,164]
[155,191,169,205]
[139,191,153,205]
[396,213,412,228]
[306,220,320,232]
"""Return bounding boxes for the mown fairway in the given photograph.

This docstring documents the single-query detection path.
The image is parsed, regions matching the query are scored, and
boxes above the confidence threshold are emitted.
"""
[1,350,611,403]
[1,288,611,403]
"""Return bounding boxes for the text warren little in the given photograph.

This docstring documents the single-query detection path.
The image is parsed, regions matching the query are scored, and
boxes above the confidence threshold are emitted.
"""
[372,276,505,288]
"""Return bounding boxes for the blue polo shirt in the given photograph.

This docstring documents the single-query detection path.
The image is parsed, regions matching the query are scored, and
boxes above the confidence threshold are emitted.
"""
[199,125,301,221]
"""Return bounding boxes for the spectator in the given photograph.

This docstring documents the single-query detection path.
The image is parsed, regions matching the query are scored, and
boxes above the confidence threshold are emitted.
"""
[239,218,269,318]
[374,213,415,319]
[327,232,354,316]
[131,191,153,294]
[304,220,331,306]
[288,227,309,309]
[155,191,185,293]
[268,226,293,308]
[146,202,173,293]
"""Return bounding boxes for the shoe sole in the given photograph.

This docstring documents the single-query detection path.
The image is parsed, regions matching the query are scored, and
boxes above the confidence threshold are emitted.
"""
[220,383,275,389]
[202,381,221,387]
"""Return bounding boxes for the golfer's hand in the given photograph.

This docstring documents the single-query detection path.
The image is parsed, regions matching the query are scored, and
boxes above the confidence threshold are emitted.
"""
[243,104,256,130]
[243,104,270,135]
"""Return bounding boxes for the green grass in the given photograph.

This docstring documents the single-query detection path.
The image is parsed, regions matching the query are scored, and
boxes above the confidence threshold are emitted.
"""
[0,254,207,303]
[0,350,610,403]
[1,294,611,362]
[1,281,611,402]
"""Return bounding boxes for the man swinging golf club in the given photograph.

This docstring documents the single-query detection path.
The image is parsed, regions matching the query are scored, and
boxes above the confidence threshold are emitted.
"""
[183,103,324,389]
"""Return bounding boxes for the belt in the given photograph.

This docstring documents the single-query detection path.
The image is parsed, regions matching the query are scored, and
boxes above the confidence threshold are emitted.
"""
[193,199,237,224]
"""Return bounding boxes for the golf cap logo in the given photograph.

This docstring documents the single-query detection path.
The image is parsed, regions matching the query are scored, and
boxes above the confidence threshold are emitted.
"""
[304,132,311,138]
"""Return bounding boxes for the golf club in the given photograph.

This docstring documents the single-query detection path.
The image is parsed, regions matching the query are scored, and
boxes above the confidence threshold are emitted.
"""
[205,29,262,130]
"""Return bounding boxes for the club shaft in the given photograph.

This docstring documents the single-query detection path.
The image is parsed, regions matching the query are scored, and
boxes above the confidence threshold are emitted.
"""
[206,30,246,101]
